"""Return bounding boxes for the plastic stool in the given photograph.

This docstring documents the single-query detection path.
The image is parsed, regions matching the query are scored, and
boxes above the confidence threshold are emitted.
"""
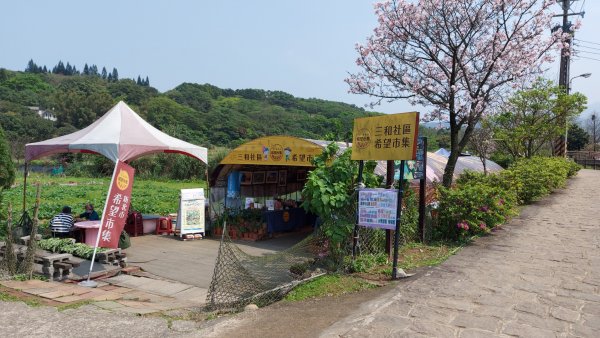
[156,217,174,235]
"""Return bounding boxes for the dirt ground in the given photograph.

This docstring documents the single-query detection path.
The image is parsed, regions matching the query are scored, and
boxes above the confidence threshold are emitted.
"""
[197,281,401,338]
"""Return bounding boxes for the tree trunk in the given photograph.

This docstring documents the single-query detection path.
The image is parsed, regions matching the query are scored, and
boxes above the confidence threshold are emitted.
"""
[442,124,461,187]
[442,148,460,187]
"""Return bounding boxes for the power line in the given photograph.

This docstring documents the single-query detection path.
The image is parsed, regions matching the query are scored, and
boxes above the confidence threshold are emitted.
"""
[573,43,600,51]
[579,0,586,13]
[574,49,600,56]
[573,55,600,62]
[574,38,600,46]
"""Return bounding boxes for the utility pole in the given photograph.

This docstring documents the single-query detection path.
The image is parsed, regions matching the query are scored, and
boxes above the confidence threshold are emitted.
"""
[553,1,584,157]
[593,113,597,152]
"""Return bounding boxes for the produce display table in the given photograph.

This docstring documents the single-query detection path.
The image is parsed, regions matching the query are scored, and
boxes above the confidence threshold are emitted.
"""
[74,220,100,246]
[263,208,316,234]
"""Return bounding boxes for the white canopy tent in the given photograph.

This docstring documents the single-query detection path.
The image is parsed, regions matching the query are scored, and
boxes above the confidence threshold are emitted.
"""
[25,101,207,163]
[22,101,208,211]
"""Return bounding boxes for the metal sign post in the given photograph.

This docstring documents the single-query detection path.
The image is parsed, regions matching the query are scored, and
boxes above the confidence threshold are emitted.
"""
[352,112,419,280]
[352,161,365,258]
[392,161,406,279]
[417,137,427,242]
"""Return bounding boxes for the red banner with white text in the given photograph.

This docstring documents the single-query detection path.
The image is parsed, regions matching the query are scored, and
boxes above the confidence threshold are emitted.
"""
[99,160,135,249]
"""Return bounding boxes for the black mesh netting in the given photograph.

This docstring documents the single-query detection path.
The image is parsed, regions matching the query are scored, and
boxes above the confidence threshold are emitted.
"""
[205,190,422,311]
[205,226,329,311]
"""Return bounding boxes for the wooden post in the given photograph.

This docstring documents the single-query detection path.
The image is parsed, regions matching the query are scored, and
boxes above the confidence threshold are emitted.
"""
[22,162,28,213]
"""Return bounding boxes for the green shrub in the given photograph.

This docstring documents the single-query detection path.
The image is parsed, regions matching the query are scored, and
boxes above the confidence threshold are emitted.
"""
[399,183,419,244]
[434,156,579,241]
[437,182,517,240]
[344,253,388,273]
[500,157,576,204]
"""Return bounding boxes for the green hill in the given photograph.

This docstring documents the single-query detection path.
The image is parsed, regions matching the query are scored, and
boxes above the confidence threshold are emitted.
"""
[0,66,380,163]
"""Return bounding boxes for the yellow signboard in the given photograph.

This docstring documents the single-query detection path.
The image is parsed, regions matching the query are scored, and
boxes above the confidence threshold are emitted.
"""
[220,136,324,167]
[351,112,420,160]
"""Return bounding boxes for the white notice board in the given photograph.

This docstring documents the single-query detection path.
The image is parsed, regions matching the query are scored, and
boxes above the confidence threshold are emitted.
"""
[358,189,398,230]
[176,188,205,236]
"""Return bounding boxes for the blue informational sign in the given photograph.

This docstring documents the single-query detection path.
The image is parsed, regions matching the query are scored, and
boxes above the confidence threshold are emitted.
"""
[227,171,241,198]
[393,137,426,180]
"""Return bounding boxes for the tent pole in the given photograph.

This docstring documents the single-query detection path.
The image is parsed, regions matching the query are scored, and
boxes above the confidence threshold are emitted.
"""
[22,162,28,213]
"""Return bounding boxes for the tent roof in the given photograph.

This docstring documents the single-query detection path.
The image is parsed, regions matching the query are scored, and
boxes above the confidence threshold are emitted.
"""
[211,136,350,190]
[25,101,208,164]
[374,152,503,184]
[218,136,349,167]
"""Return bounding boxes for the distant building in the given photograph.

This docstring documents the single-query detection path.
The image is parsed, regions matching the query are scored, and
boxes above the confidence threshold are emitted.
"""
[27,106,57,121]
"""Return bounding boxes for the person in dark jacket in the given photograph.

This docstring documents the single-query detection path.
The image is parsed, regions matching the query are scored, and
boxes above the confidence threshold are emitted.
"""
[78,203,100,221]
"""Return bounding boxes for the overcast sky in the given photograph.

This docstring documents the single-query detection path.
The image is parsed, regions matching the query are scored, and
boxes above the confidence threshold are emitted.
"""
[0,1,598,122]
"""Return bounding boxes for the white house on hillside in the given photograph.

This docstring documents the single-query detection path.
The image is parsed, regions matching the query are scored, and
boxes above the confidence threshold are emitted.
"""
[27,106,57,121]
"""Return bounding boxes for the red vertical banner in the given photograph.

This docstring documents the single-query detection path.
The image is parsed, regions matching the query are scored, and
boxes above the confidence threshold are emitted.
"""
[99,160,135,249]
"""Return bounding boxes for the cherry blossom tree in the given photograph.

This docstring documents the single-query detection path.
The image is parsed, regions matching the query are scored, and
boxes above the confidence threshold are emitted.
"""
[347,0,565,187]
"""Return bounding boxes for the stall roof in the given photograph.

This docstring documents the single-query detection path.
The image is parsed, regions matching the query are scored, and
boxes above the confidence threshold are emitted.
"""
[25,101,208,164]
[212,135,503,189]
[219,136,348,167]
[211,136,349,189]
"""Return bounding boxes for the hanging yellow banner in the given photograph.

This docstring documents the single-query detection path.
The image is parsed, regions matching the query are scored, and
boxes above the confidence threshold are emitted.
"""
[351,112,420,160]
[220,136,324,166]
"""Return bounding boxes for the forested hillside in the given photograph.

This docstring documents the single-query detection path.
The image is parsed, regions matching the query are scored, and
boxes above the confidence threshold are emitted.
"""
[0,62,379,165]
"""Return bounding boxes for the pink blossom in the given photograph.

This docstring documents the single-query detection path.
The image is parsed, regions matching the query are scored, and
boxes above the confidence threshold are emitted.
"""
[346,0,565,187]
[479,223,487,230]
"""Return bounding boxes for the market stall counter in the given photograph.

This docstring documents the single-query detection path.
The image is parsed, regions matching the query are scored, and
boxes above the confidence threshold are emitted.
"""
[263,207,316,234]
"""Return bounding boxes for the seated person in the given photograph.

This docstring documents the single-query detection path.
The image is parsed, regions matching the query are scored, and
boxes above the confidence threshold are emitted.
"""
[50,206,75,238]
[78,203,100,221]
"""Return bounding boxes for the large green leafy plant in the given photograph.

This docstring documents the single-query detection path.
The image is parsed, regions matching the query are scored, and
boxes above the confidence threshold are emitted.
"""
[302,143,381,247]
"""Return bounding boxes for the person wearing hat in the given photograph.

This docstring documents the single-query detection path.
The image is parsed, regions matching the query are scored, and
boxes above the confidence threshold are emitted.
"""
[50,206,75,238]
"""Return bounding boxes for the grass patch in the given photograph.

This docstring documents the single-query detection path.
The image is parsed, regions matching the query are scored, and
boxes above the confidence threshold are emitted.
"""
[56,300,93,311]
[13,274,49,282]
[351,242,463,279]
[0,291,42,307]
[284,274,377,302]
[396,242,461,271]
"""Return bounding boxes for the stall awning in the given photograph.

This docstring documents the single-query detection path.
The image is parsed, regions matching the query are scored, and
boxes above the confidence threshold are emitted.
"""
[220,136,334,167]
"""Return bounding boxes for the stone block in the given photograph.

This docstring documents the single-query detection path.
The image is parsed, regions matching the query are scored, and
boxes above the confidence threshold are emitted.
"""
[451,313,500,332]
[550,306,580,323]
[502,321,555,338]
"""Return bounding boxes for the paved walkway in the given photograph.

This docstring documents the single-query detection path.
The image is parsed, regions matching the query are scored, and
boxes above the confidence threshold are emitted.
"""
[202,170,600,337]
[1,170,598,337]
[321,169,600,337]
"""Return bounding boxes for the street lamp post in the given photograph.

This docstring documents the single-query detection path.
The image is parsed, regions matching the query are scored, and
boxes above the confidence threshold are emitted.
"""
[568,73,592,94]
